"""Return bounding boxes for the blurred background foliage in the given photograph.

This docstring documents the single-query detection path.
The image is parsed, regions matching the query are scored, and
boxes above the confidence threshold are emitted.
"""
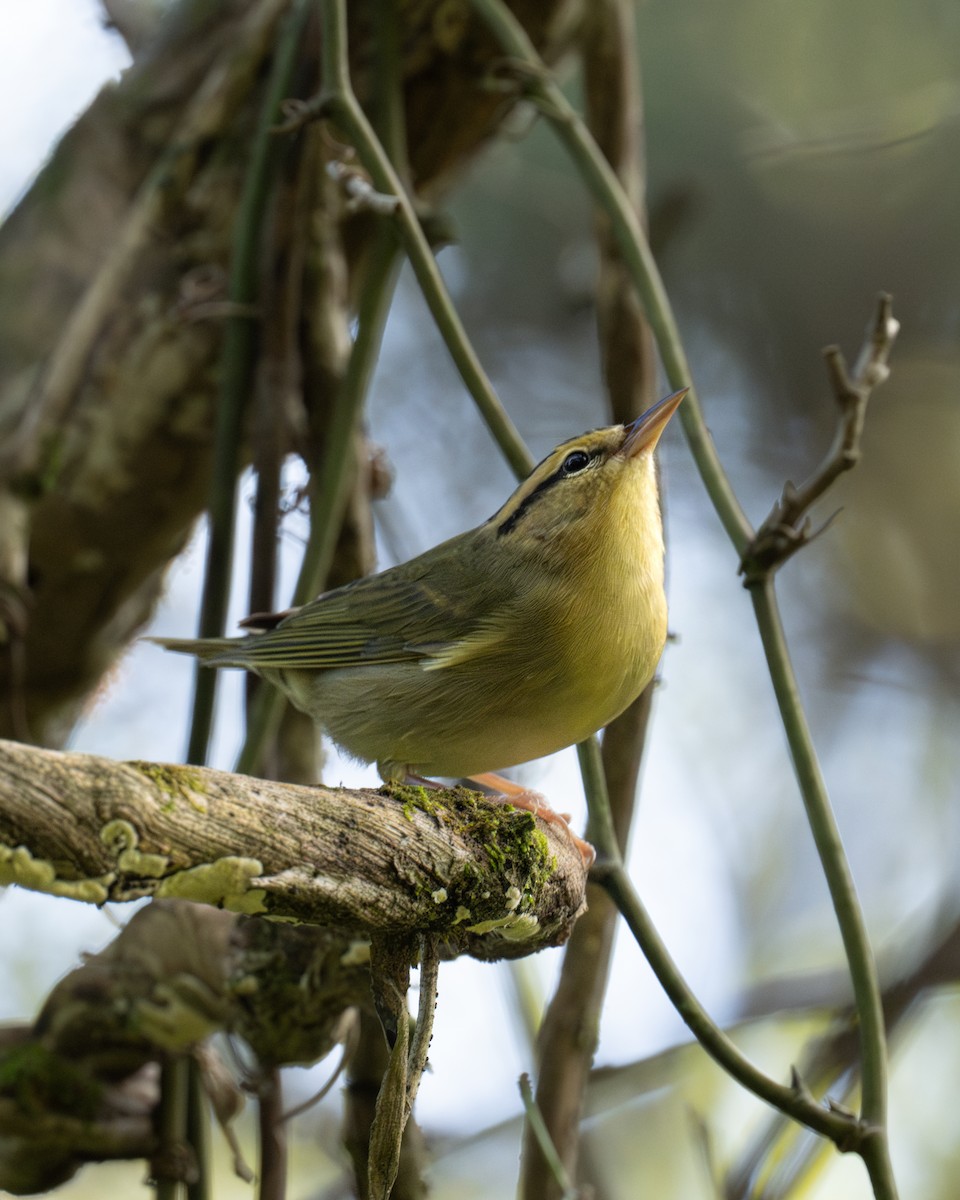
[2,0,959,1196]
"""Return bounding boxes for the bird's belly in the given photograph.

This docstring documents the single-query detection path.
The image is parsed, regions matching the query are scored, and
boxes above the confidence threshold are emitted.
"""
[273,593,666,778]
[279,663,574,777]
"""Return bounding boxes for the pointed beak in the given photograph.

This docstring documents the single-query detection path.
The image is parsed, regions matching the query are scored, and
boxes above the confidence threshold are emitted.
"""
[621,388,687,458]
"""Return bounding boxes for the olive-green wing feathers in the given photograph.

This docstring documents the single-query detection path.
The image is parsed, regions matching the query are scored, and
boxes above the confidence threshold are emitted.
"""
[154,546,515,672]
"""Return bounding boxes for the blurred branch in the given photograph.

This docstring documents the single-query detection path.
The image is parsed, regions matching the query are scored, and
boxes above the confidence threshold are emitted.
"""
[592,855,861,1148]
[289,244,392,612]
[0,898,360,1195]
[100,0,166,53]
[519,1075,579,1200]
[371,0,411,189]
[739,294,899,584]
[282,0,535,479]
[580,0,655,419]
[186,1063,212,1200]
[255,1070,286,1200]
[154,1057,192,1200]
[246,144,316,649]
[0,1,301,746]
[187,0,313,765]
[1,0,290,484]
[235,226,400,776]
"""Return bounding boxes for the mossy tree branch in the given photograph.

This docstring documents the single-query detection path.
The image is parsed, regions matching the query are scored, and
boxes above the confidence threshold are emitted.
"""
[0,898,366,1195]
[0,738,586,956]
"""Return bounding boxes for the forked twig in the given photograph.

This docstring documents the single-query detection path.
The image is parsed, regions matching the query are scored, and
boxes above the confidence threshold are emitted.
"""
[739,294,899,584]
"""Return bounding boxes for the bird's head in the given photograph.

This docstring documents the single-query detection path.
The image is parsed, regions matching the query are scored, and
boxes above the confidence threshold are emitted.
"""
[488,389,686,560]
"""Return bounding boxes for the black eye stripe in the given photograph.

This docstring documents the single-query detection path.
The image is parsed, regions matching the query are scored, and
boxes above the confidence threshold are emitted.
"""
[495,445,606,536]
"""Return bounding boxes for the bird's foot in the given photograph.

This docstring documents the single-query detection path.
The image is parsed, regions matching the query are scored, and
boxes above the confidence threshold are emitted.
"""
[465,772,596,868]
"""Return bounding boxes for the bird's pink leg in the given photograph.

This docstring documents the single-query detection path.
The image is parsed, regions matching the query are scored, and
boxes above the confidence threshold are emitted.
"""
[465,771,596,868]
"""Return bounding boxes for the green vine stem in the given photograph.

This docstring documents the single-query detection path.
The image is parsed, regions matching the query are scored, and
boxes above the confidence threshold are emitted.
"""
[578,737,858,1148]
[235,228,401,776]
[466,0,750,551]
[187,0,313,766]
[297,0,534,480]
[749,579,896,1198]
[467,2,897,1196]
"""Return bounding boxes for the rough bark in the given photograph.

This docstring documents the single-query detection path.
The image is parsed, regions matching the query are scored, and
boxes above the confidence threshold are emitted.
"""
[0,738,587,956]
[0,898,366,1194]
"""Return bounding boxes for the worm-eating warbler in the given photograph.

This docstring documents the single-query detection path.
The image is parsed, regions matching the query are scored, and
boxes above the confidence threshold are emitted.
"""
[153,389,684,785]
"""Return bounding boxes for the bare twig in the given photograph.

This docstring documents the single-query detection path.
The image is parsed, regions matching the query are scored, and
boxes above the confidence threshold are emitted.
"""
[326,159,401,213]
[739,294,899,584]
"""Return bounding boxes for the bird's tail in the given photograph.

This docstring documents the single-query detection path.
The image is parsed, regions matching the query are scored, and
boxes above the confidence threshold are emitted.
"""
[146,636,247,666]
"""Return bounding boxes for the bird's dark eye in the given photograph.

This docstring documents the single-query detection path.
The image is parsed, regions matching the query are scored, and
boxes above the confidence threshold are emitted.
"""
[561,450,591,475]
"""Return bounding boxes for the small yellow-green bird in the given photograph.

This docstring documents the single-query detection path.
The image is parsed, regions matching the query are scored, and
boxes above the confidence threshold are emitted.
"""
[153,390,684,822]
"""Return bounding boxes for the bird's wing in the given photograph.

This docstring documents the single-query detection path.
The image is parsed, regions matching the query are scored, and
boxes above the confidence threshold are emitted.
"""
[228,557,510,671]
